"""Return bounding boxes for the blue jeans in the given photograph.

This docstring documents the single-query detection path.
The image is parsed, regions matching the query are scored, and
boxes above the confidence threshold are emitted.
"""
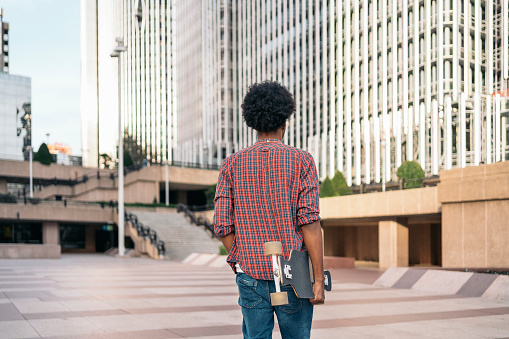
[236,273,313,339]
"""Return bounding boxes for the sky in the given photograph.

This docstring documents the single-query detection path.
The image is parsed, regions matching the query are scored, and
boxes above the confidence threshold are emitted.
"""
[1,0,81,155]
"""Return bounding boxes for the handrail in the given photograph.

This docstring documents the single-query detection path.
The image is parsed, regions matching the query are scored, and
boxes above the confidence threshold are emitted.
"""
[125,211,166,256]
[176,203,217,238]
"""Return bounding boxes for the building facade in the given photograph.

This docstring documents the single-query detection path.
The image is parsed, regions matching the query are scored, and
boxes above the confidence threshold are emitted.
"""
[80,0,178,168]
[83,1,509,182]
[0,10,31,162]
[0,73,31,161]
[175,0,509,185]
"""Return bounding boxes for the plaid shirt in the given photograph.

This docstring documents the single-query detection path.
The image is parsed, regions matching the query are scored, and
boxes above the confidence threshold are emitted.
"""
[214,138,320,280]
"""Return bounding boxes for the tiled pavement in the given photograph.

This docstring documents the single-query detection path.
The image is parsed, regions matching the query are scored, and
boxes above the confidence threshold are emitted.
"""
[0,255,508,338]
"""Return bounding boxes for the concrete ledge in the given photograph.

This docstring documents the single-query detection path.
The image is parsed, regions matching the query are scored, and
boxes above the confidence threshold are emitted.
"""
[482,276,509,300]
[182,253,230,269]
[0,244,61,258]
[374,267,507,300]
[412,270,473,294]
[373,267,409,287]
[324,256,355,269]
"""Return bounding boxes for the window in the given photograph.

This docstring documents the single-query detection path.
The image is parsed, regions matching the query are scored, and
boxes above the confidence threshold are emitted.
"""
[0,222,42,244]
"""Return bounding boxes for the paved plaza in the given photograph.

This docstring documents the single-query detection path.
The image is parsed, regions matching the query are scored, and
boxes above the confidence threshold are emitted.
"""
[0,255,508,338]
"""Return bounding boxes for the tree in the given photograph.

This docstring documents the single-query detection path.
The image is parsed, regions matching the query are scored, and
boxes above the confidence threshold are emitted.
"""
[33,143,54,165]
[123,150,134,167]
[397,160,425,189]
[331,170,352,196]
[319,177,336,198]
[99,153,114,169]
[123,130,148,167]
[205,184,217,205]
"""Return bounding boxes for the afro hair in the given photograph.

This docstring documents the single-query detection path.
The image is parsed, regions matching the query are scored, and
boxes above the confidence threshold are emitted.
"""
[241,81,295,133]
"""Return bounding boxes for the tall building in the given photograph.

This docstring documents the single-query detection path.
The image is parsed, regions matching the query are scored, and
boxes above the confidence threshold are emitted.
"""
[174,1,203,164]
[83,1,509,181]
[0,10,31,161]
[0,8,9,73]
[80,0,178,168]
[175,0,509,185]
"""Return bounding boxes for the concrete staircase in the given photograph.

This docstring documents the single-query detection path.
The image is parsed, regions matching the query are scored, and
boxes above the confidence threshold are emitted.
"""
[129,210,221,260]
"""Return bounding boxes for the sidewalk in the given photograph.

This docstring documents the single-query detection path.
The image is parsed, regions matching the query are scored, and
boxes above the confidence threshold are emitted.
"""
[0,254,507,338]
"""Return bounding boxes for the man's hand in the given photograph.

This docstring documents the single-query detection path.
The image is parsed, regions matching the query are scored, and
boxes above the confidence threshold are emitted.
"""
[310,281,325,304]
[301,220,325,305]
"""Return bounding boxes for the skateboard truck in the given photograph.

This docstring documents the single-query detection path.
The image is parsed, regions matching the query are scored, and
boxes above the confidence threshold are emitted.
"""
[264,241,289,306]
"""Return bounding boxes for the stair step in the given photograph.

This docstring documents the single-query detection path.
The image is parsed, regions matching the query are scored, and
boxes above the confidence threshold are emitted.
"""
[127,210,220,260]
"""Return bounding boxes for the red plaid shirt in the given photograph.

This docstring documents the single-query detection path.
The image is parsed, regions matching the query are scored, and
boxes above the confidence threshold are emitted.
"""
[213,138,320,280]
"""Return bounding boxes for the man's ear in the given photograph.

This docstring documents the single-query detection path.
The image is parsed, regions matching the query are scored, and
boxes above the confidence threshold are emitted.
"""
[281,122,287,139]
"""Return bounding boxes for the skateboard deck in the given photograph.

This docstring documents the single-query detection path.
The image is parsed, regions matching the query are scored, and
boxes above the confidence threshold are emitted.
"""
[279,249,332,299]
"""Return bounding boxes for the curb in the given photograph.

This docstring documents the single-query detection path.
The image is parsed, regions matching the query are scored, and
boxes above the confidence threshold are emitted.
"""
[374,267,509,300]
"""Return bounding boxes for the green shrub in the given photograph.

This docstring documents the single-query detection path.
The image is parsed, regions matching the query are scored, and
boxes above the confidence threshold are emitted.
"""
[33,143,54,165]
[205,184,217,205]
[219,244,228,255]
[319,177,336,198]
[332,170,353,195]
[397,160,425,189]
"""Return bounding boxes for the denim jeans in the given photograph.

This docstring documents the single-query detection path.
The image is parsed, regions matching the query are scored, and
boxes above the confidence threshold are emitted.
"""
[236,272,313,339]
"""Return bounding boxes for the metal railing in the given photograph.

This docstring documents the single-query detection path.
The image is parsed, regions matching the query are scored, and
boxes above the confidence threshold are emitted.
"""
[125,211,166,256]
[170,161,221,170]
[176,203,217,238]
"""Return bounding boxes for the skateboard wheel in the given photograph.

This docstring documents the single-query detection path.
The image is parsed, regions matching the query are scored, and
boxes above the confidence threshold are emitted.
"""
[264,241,283,256]
[270,291,289,306]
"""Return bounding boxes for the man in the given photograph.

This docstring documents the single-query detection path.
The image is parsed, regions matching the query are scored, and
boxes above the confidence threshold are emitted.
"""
[214,81,324,339]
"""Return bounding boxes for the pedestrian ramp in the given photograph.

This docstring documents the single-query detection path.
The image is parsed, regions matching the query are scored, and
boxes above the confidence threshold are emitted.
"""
[130,210,222,260]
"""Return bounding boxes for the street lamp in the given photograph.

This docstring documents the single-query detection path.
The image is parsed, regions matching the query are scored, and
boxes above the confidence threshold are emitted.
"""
[381,139,386,192]
[111,37,127,257]
[26,145,33,198]
[165,160,169,206]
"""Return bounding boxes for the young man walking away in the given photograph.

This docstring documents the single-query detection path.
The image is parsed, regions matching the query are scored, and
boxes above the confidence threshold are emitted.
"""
[214,81,324,339]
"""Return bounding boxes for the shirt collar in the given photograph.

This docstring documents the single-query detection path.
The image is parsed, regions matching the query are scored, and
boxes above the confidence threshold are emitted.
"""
[256,138,282,144]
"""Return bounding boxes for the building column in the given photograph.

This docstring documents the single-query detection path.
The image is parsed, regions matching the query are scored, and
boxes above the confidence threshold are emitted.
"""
[378,218,408,269]
[42,221,59,245]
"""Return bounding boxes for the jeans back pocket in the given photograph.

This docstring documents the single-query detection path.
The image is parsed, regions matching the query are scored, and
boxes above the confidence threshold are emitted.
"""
[236,273,263,309]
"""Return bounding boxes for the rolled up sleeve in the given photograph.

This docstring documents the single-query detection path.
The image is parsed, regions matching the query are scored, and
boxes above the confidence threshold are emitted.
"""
[296,156,320,226]
[213,159,235,237]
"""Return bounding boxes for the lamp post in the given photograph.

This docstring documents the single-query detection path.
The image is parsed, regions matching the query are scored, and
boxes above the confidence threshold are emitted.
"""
[27,146,33,198]
[381,139,386,192]
[165,161,169,206]
[111,38,127,256]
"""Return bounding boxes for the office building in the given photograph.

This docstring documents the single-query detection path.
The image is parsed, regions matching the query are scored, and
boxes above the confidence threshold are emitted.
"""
[174,0,509,185]
[82,1,509,182]
[80,0,178,168]
[0,73,31,161]
[0,10,31,161]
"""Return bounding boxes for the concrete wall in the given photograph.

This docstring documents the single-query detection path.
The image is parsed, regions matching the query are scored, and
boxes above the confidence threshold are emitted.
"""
[17,162,220,204]
[0,202,117,224]
[320,186,440,220]
[439,162,509,268]
[0,244,60,258]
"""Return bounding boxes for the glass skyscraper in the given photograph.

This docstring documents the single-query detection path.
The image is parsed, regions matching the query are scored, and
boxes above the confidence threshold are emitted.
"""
[80,0,177,168]
[82,1,509,185]
[175,0,509,185]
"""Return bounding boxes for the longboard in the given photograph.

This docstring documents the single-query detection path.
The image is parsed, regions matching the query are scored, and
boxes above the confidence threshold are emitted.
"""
[264,241,331,305]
